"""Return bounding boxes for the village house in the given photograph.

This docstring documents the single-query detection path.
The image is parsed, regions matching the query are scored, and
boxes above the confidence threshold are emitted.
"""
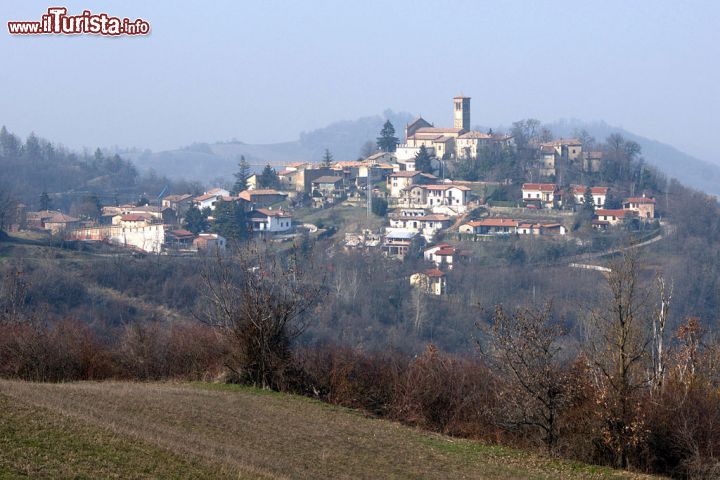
[540,139,583,162]
[382,229,423,259]
[387,171,433,198]
[193,188,232,211]
[410,269,447,296]
[460,218,566,236]
[522,183,560,209]
[399,183,471,213]
[365,151,396,165]
[248,208,293,234]
[537,144,558,177]
[161,194,193,216]
[165,229,196,249]
[238,189,287,208]
[459,218,519,235]
[278,165,336,193]
[311,176,345,197]
[516,223,567,236]
[124,205,177,224]
[389,214,452,241]
[570,185,609,209]
[26,210,80,234]
[424,243,459,270]
[193,233,226,252]
[623,195,656,220]
[594,208,638,228]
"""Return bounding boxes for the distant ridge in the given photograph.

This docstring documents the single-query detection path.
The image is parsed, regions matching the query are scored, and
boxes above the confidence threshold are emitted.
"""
[125,114,720,196]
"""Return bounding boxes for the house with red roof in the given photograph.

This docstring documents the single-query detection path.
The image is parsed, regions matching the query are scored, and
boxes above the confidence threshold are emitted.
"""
[623,194,656,220]
[570,185,609,209]
[410,268,447,296]
[594,208,638,228]
[522,183,560,209]
[248,208,293,234]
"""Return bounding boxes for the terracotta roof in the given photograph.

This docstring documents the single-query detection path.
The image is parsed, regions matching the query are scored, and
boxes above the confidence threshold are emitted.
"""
[624,196,656,204]
[522,183,558,192]
[425,268,446,278]
[334,161,364,168]
[434,247,456,256]
[415,127,463,134]
[596,209,632,217]
[194,192,224,202]
[421,184,471,191]
[253,208,292,218]
[168,229,195,237]
[238,190,286,201]
[571,185,609,195]
[120,214,149,222]
[389,171,422,178]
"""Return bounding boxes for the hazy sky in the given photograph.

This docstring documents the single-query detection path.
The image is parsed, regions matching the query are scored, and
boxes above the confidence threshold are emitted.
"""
[1,0,719,162]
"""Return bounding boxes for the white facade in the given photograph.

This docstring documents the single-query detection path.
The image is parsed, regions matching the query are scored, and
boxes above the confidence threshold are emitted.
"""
[250,210,293,233]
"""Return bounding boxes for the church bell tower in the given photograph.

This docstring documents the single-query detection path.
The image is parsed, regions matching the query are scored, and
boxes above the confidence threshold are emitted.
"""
[453,96,470,131]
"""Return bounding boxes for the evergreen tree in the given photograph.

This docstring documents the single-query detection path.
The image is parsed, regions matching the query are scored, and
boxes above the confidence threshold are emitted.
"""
[376,120,398,153]
[583,186,595,212]
[322,148,333,167]
[212,200,247,240]
[414,145,435,174]
[371,197,388,217]
[258,164,280,189]
[39,191,51,211]
[232,155,251,194]
[183,205,209,234]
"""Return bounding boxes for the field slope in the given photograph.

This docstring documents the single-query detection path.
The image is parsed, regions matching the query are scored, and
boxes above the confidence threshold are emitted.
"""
[0,381,656,479]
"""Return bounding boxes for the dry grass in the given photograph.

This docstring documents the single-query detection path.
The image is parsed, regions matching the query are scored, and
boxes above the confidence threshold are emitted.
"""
[0,380,659,479]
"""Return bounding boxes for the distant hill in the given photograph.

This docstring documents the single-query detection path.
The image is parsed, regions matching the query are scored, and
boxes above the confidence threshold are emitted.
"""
[544,119,720,196]
[126,114,720,196]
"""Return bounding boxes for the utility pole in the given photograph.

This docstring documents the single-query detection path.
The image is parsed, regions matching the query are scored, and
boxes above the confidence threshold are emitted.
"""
[366,166,372,218]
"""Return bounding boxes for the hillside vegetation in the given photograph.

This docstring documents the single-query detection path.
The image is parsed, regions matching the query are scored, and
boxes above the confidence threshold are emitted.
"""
[0,380,656,480]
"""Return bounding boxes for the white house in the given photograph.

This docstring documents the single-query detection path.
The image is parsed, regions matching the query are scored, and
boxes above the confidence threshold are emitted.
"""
[521,183,560,209]
[400,183,471,212]
[389,214,452,241]
[424,243,458,269]
[387,171,425,197]
[194,233,226,251]
[410,269,447,296]
[193,188,232,211]
[248,208,293,233]
[571,185,609,209]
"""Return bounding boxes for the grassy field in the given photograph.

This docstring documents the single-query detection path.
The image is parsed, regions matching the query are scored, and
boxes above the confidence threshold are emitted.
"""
[0,381,658,479]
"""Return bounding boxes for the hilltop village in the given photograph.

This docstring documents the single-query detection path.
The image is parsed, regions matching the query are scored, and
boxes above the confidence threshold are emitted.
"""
[8,96,663,295]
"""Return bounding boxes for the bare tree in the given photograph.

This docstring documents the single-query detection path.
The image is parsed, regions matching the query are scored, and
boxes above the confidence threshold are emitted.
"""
[481,303,570,453]
[197,244,324,389]
[583,252,651,469]
[651,274,672,393]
